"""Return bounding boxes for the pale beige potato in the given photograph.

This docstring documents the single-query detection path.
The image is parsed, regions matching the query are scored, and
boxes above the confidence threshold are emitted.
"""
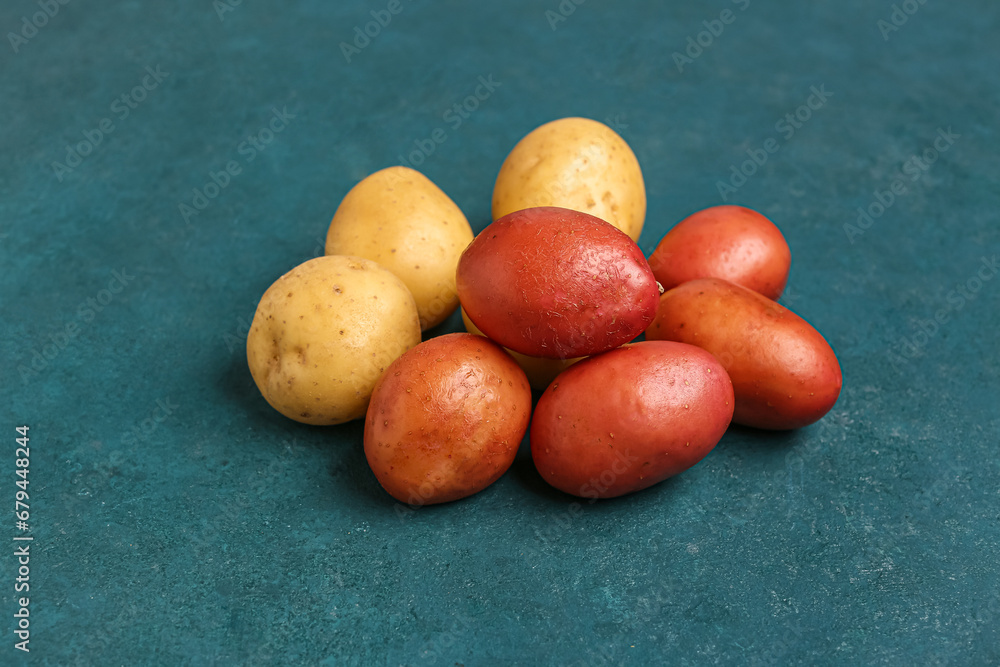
[246,255,421,425]
[460,308,580,392]
[325,166,474,330]
[492,117,646,241]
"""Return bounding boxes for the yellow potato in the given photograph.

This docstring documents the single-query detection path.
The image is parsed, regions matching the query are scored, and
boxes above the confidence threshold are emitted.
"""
[325,166,474,330]
[492,117,646,241]
[461,308,580,392]
[246,255,420,425]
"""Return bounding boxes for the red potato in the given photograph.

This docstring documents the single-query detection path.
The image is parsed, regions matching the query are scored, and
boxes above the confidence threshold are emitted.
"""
[646,278,842,430]
[530,341,734,499]
[648,205,791,300]
[364,333,532,506]
[457,206,660,359]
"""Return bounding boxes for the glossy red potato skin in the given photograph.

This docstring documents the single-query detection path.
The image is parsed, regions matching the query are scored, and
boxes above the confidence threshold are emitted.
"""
[648,205,791,300]
[647,278,842,430]
[456,206,660,359]
[530,341,734,499]
[364,334,531,506]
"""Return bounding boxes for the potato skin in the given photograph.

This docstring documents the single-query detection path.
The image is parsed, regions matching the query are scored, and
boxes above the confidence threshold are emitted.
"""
[530,341,734,499]
[460,308,580,392]
[492,117,646,241]
[246,255,421,425]
[648,205,791,300]
[364,333,532,506]
[456,206,660,359]
[647,278,842,430]
[325,166,474,330]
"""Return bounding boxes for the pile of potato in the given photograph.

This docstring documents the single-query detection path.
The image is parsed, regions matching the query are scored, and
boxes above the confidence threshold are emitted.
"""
[246,117,842,507]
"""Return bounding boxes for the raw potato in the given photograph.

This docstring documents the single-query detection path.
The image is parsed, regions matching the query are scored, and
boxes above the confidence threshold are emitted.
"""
[325,166,474,330]
[647,278,842,430]
[531,341,735,499]
[492,117,646,241]
[457,206,660,359]
[648,205,791,300]
[246,255,421,425]
[460,308,580,392]
[364,333,532,506]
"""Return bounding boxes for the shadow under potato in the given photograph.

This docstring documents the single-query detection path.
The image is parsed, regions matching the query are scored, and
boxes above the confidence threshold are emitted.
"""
[216,352,295,431]
[721,423,808,449]
[216,353,396,505]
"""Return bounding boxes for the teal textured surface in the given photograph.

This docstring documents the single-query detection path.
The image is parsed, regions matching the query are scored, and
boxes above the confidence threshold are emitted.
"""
[2,1,999,665]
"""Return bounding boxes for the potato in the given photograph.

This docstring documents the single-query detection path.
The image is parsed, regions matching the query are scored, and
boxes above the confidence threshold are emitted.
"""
[325,166,474,330]
[648,205,791,300]
[646,278,842,430]
[530,341,734,499]
[364,333,532,506]
[457,206,660,359]
[246,255,420,425]
[492,117,646,241]
[460,307,580,391]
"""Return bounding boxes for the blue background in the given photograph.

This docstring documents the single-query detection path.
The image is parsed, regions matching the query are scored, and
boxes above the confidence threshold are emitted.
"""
[2,0,998,665]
